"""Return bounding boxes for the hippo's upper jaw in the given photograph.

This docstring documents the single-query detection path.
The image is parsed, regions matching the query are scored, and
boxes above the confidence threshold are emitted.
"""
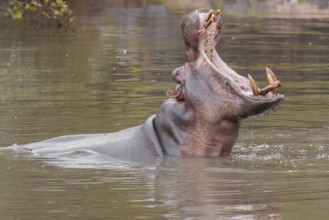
[158,9,284,157]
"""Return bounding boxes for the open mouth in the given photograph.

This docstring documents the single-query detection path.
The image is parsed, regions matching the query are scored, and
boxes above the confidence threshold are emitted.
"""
[198,9,284,102]
[168,8,284,108]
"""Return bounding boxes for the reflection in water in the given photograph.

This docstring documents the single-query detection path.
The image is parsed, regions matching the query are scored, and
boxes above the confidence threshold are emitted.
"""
[0,0,329,219]
[1,149,287,219]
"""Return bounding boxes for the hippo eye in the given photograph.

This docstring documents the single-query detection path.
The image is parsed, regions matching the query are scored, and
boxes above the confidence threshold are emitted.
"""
[175,70,180,76]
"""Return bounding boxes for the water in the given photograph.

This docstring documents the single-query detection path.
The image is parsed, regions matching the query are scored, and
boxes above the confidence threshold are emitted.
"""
[1,1,329,219]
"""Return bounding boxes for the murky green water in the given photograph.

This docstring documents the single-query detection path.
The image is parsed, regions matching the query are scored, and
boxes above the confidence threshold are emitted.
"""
[1,1,329,219]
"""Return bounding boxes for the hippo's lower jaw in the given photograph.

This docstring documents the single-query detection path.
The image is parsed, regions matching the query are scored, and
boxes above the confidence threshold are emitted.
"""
[202,38,284,118]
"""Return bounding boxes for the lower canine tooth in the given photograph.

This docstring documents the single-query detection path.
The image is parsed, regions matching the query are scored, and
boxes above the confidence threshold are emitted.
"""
[259,80,281,96]
[248,74,259,96]
[265,67,281,93]
[266,67,278,84]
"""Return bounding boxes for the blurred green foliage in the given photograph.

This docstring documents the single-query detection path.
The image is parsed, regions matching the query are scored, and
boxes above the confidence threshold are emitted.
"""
[1,0,73,28]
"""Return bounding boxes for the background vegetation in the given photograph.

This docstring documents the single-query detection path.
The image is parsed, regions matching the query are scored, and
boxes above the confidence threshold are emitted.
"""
[0,0,73,28]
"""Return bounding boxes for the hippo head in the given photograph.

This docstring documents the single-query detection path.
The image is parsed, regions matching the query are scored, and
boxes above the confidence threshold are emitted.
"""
[168,9,283,120]
[158,9,283,157]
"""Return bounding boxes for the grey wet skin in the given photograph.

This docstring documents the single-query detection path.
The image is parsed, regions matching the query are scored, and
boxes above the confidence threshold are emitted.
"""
[23,9,283,159]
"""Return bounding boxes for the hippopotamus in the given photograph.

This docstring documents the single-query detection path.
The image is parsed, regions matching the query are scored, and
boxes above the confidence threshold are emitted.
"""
[21,9,283,160]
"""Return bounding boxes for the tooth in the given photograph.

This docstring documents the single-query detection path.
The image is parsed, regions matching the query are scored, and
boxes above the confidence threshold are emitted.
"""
[198,28,205,33]
[205,9,214,22]
[265,67,280,93]
[266,70,274,85]
[272,80,281,88]
[259,80,282,96]
[265,67,278,84]
[204,19,213,29]
[213,9,221,22]
[248,74,259,96]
